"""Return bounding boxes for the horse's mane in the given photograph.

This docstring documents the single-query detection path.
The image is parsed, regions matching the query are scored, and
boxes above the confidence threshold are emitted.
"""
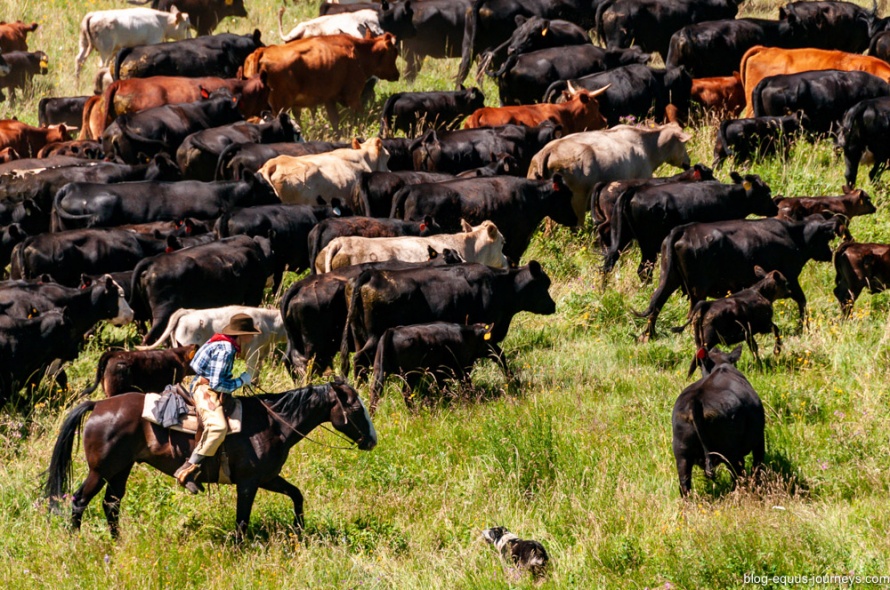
[257,384,330,418]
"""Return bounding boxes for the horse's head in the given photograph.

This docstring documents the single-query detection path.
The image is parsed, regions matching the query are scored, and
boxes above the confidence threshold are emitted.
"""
[329,381,377,451]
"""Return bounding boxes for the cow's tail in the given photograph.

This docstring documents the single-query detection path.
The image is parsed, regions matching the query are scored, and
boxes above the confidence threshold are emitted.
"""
[594,0,615,45]
[101,81,121,131]
[112,47,133,81]
[135,307,189,351]
[9,237,31,280]
[691,397,714,477]
[320,240,341,274]
[44,400,97,511]
[671,299,704,335]
[369,328,394,414]
[307,225,324,275]
[76,14,94,78]
[738,45,765,116]
[603,188,634,274]
[77,350,116,398]
[380,93,397,138]
[215,142,242,181]
[632,226,683,318]
[340,269,373,378]
[128,257,153,326]
[456,0,485,88]
[389,185,410,219]
[51,186,94,232]
[216,209,231,238]
[713,119,732,168]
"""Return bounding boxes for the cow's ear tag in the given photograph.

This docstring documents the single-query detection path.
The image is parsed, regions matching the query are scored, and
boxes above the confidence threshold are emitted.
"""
[225,0,233,4]
[419,223,427,231]
[692,169,701,180]
[483,333,491,340]
[541,28,548,36]
[188,349,196,360]
[333,207,341,216]
[696,347,707,360]
[743,180,752,191]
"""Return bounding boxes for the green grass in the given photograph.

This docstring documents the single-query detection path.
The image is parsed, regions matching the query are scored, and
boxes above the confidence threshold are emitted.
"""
[3,0,890,588]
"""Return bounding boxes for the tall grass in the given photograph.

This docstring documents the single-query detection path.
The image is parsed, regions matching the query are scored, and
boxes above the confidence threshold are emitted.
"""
[2,0,890,588]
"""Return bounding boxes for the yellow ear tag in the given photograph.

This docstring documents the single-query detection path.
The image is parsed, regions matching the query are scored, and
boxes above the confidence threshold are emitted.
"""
[188,349,196,360]
[541,28,548,36]
[483,333,491,341]
[225,0,234,5]
[742,180,752,191]
[39,60,48,69]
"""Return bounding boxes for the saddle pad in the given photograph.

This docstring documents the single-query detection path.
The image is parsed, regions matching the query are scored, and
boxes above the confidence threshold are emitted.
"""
[142,393,242,434]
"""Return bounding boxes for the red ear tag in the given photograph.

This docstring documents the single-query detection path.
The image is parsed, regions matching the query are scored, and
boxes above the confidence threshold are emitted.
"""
[165,247,174,253]
[696,348,707,360]
[693,169,701,180]
[419,223,427,231]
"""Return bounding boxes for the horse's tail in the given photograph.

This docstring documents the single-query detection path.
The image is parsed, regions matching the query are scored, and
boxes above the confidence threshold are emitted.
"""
[77,351,114,398]
[44,400,97,508]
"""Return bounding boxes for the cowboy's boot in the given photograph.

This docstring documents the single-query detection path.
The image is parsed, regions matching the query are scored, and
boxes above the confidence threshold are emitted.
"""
[173,460,203,495]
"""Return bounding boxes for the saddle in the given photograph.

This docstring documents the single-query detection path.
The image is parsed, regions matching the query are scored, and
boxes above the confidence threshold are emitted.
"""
[141,385,243,434]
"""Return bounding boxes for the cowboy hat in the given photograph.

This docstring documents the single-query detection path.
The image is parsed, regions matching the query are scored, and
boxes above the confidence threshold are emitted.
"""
[220,313,261,336]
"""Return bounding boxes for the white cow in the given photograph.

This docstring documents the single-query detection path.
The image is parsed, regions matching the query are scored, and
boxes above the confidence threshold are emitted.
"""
[75,7,191,80]
[258,137,390,206]
[317,220,509,272]
[527,123,693,221]
[137,305,286,377]
[278,7,383,42]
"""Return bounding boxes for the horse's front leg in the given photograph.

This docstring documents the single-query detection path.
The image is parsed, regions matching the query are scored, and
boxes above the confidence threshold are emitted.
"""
[234,481,259,543]
[259,475,305,535]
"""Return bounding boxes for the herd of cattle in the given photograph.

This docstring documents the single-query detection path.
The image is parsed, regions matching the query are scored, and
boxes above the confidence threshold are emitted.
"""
[1,0,890,498]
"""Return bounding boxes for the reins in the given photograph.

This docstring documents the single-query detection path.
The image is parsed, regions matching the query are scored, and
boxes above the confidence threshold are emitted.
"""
[243,383,360,451]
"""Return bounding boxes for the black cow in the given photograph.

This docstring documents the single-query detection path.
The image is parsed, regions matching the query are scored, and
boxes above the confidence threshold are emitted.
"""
[398,0,473,80]
[52,171,278,231]
[0,200,46,241]
[713,114,806,169]
[591,164,715,249]
[666,18,797,78]
[78,271,137,302]
[215,140,348,181]
[370,322,495,412]
[9,229,187,286]
[595,0,744,58]
[545,65,693,126]
[481,15,590,78]
[0,51,47,103]
[380,86,485,137]
[495,45,651,106]
[102,91,245,164]
[869,30,890,62]
[635,215,843,339]
[410,123,562,176]
[78,345,197,397]
[0,310,82,406]
[778,1,872,54]
[833,241,890,316]
[128,0,248,36]
[752,70,890,135]
[340,261,556,378]
[393,174,577,262]
[380,137,416,172]
[176,113,302,181]
[130,235,275,345]
[38,96,90,129]
[838,97,890,187]
[215,201,350,283]
[114,31,263,80]
[672,345,765,496]
[604,174,778,279]
[0,223,28,270]
[672,268,791,375]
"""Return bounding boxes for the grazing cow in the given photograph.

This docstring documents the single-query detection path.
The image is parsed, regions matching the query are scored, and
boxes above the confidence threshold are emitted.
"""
[136,305,286,376]
[318,220,509,272]
[672,345,765,496]
[0,121,71,158]
[78,345,197,398]
[393,174,577,261]
[778,1,872,54]
[36,140,103,160]
[752,70,890,135]
[774,187,876,223]
[833,241,890,316]
[527,123,692,221]
[242,33,400,134]
[713,114,805,169]
[102,91,244,163]
[635,215,843,339]
[278,7,383,41]
[114,31,263,80]
[0,51,48,103]
[838,96,890,187]
[370,322,494,411]
[412,123,561,176]
[52,171,278,231]
[494,44,650,107]
[341,261,556,378]
[9,229,190,286]
[0,311,81,406]
[75,8,193,80]
[176,114,301,181]
[129,0,249,37]
[130,235,275,345]
[0,21,38,52]
[464,87,609,134]
[381,87,485,137]
[690,74,744,118]
[258,138,389,206]
[739,46,890,116]
[672,268,791,374]
[481,15,591,78]
[595,0,743,58]
[604,174,778,279]
[214,140,347,181]
[545,65,694,126]
[591,164,715,248]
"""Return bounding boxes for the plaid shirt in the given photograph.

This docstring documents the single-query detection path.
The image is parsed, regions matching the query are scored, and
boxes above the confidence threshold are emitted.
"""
[189,339,244,394]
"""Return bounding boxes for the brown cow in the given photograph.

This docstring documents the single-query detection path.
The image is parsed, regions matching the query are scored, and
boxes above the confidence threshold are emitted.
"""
[0,147,19,163]
[77,345,198,398]
[0,21,38,52]
[833,242,890,317]
[242,32,399,134]
[740,46,890,116]
[36,140,103,159]
[690,73,744,118]
[775,187,876,223]
[463,86,610,134]
[0,120,71,158]
[101,74,270,132]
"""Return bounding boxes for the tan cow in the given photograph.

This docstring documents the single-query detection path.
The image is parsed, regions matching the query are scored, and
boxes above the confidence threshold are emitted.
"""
[317,220,509,272]
[258,137,389,205]
[464,85,610,134]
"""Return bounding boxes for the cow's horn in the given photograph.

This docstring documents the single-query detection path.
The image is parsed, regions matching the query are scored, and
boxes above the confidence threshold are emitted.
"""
[590,84,611,97]
[566,81,577,94]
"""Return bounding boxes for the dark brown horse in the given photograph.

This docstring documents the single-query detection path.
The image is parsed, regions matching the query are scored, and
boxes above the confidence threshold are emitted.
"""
[44,380,377,541]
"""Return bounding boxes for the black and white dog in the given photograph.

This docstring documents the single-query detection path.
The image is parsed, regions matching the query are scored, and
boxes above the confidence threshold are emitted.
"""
[482,526,549,580]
